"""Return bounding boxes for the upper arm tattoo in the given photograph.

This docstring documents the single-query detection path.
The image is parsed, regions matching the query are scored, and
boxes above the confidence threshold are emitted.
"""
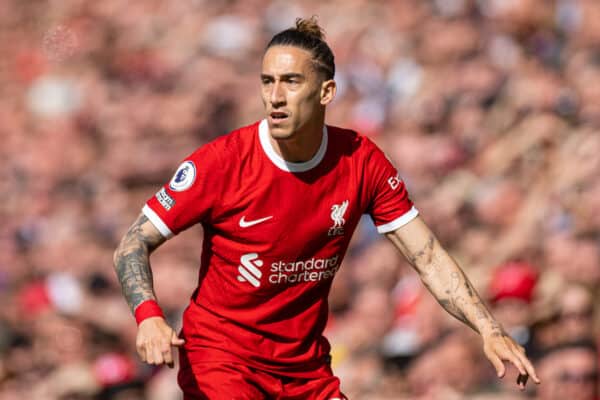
[407,235,435,266]
[113,214,167,314]
[118,214,166,253]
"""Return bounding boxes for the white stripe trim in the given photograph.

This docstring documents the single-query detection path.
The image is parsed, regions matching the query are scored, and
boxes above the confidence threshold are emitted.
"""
[376,206,419,234]
[142,204,174,239]
[258,119,328,172]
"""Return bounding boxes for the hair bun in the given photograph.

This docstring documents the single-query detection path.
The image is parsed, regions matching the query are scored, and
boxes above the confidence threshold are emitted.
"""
[295,16,325,40]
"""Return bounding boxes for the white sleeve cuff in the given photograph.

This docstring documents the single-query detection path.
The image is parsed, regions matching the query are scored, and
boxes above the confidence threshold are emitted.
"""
[142,205,174,239]
[376,206,419,234]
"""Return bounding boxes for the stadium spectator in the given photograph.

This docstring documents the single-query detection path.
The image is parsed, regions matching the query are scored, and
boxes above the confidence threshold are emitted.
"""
[536,340,599,400]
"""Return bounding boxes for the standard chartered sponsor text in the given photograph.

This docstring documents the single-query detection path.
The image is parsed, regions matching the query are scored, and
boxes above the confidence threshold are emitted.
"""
[269,255,339,284]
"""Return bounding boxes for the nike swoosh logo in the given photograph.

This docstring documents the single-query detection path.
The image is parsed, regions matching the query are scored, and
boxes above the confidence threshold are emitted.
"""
[239,215,273,228]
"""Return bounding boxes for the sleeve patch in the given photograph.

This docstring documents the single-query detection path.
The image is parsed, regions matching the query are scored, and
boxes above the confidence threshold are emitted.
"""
[155,188,175,211]
[387,174,402,190]
[169,161,196,191]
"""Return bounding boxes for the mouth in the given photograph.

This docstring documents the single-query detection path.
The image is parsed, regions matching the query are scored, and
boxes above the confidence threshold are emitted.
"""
[269,111,289,124]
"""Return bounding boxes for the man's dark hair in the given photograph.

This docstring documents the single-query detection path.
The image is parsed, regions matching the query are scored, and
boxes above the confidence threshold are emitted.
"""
[534,339,598,362]
[266,16,335,80]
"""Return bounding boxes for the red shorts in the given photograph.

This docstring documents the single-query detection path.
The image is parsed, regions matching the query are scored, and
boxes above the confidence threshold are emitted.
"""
[177,351,347,400]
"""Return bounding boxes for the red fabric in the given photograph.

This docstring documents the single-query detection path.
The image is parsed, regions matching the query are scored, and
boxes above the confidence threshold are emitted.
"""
[93,353,136,387]
[489,261,538,304]
[18,281,51,317]
[178,348,346,400]
[14,51,46,83]
[145,120,416,376]
[134,300,165,325]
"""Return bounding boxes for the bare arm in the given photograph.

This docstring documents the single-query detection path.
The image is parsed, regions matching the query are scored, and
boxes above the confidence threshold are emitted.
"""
[113,213,166,314]
[385,215,540,388]
[113,213,184,367]
[385,216,500,337]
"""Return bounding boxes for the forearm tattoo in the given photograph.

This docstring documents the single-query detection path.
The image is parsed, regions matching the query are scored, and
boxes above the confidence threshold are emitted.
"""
[113,215,166,314]
[409,234,505,336]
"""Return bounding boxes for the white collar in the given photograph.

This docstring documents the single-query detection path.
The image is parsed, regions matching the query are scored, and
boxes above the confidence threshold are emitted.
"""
[258,119,328,172]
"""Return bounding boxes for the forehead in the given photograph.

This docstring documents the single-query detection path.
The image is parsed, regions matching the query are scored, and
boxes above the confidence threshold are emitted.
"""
[262,45,314,75]
[562,286,592,309]
[543,348,597,373]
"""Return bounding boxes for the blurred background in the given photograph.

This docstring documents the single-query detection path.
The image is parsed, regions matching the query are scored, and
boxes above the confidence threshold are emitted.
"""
[1,0,600,399]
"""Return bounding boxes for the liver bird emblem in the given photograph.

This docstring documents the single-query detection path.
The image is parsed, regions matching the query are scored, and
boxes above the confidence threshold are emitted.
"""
[330,200,349,229]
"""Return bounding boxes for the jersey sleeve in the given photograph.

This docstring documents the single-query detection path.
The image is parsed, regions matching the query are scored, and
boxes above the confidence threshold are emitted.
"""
[143,143,223,238]
[365,140,419,234]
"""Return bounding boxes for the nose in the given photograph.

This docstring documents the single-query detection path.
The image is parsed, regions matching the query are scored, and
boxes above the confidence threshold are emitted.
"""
[270,81,285,107]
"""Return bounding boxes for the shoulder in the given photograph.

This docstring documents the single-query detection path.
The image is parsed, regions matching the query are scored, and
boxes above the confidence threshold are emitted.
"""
[207,120,260,153]
[326,124,381,158]
[188,120,261,162]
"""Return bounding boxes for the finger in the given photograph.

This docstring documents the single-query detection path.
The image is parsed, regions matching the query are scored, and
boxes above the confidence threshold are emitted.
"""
[161,343,174,368]
[145,344,156,365]
[501,339,536,387]
[502,353,529,390]
[494,344,527,376]
[171,331,185,347]
[516,351,541,384]
[152,342,165,366]
[136,342,147,363]
[505,353,527,377]
[485,350,506,378]
[165,354,175,368]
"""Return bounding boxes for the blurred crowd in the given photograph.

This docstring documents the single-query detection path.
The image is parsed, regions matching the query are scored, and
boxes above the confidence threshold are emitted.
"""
[1,0,600,399]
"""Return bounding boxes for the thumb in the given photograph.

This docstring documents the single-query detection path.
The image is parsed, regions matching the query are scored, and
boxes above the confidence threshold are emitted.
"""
[171,331,185,346]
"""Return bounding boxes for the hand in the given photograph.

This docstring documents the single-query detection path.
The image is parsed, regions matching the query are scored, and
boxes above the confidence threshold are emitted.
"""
[136,316,185,368]
[482,331,540,390]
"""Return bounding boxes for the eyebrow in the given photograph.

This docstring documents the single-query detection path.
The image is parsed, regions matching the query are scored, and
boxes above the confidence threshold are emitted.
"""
[261,73,305,80]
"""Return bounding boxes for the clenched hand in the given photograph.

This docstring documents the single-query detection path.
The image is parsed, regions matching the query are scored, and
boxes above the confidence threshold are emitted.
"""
[136,316,185,368]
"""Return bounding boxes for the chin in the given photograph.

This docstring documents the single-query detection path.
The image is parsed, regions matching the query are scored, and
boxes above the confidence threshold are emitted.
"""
[268,123,294,140]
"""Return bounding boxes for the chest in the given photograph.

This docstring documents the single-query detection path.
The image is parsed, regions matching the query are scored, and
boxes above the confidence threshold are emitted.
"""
[212,160,366,255]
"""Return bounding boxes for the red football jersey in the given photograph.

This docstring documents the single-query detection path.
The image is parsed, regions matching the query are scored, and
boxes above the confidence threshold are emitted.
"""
[144,120,418,377]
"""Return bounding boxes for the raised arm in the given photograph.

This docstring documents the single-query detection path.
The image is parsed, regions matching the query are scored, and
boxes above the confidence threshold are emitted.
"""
[385,215,540,389]
[113,213,184,367]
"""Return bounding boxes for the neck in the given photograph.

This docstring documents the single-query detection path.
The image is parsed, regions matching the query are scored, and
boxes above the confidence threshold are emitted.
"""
[270,116,325,163]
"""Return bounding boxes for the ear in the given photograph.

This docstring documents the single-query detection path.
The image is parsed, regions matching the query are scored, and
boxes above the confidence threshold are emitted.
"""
[320,80,336,106]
